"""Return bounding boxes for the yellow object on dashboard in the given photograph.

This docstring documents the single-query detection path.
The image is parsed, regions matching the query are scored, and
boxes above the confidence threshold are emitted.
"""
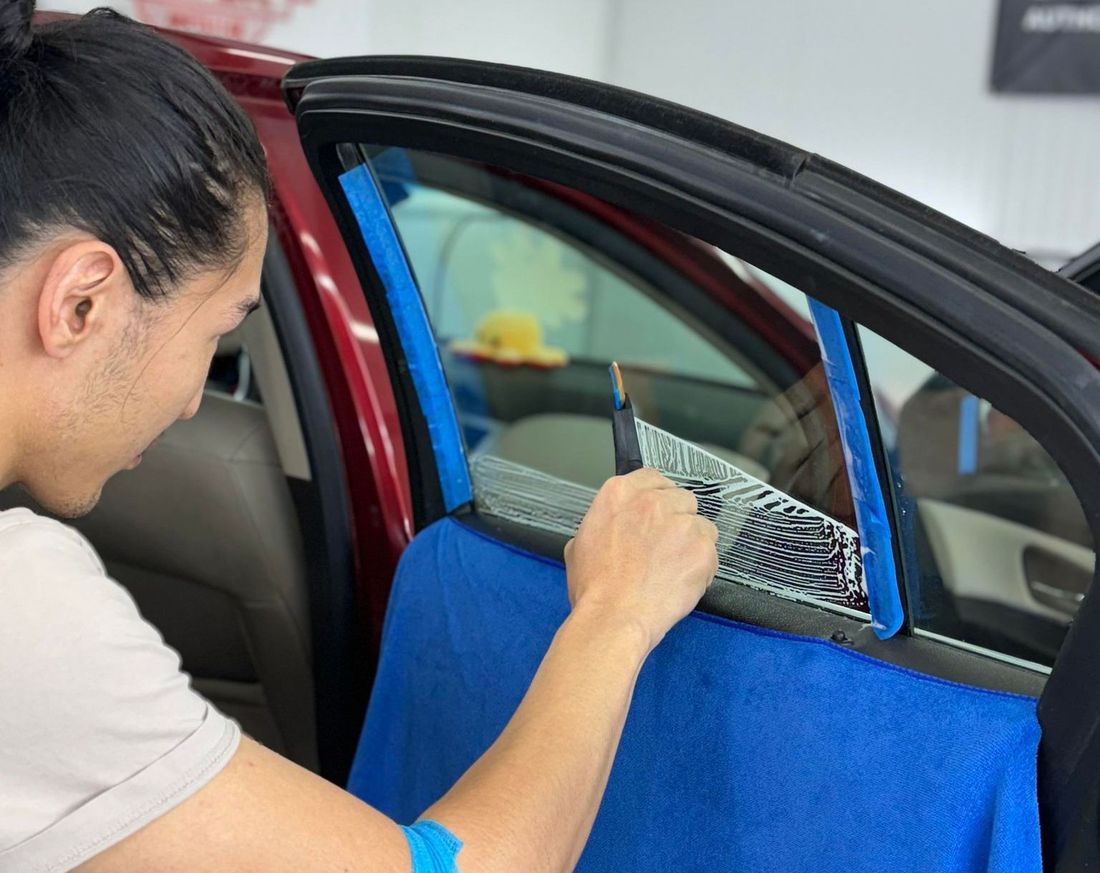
[450,310,568,368]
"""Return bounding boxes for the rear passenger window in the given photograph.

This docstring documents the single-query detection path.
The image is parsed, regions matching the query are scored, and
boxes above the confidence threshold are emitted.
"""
[857,325,1094,666]
[365,147,869,616]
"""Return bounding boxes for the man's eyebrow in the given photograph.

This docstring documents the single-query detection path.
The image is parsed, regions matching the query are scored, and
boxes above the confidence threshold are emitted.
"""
[234,296,263,319]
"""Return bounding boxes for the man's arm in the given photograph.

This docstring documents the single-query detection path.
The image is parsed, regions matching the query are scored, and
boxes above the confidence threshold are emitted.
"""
[79,468,719,873]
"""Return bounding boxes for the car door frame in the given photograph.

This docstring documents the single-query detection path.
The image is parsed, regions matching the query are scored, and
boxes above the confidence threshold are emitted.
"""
[283,56,1100,868]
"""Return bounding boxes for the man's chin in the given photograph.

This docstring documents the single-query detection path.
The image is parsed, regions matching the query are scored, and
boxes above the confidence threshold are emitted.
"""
[52,496,102,520]
[20,483,104,520]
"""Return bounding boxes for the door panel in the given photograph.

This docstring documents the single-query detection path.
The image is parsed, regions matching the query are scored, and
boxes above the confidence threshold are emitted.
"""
[286,57,1100,869]
[920,501,1091,658]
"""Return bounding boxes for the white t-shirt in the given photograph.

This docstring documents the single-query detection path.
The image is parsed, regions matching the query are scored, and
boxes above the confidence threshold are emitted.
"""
[0,508,240,873]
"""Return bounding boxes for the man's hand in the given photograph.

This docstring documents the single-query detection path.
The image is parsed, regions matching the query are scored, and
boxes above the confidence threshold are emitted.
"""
[564,468,718,652]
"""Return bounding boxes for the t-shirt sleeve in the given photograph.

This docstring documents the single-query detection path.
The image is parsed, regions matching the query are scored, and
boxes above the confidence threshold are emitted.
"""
[0,510,240,873]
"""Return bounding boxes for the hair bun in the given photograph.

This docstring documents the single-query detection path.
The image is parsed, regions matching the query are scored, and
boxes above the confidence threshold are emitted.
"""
[0,0,35,62]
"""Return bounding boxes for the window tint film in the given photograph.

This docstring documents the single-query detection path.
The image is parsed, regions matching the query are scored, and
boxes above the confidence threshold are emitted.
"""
[858,325,1094,666]
[358,147,868,615]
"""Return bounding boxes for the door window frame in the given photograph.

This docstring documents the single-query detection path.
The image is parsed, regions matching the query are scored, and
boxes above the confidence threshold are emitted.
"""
[287,68,1100,663]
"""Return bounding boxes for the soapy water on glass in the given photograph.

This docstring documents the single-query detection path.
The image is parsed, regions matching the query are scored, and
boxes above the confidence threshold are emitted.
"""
[472,417,866,611]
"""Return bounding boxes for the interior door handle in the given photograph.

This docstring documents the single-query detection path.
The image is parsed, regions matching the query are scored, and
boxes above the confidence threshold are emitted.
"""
[1028,580,1085,606]
[1024,545,1091,617]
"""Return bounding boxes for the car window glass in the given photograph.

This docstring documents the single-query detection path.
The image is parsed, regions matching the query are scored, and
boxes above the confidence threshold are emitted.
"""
[716,252,813,321]
[858,324,1094,666]
[361,147,870,616]
[395,185,753,388]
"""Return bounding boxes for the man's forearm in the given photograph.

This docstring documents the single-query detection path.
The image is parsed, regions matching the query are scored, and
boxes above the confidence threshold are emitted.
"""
[423,604,651,873]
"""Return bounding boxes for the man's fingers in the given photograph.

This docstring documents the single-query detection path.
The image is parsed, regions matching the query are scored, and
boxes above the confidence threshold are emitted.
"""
[693,515,720,544]
[691,517,721,583]
[622,466,677,489]
[634,478,698,515]
[667,487,699,515]
[609,463,726,517]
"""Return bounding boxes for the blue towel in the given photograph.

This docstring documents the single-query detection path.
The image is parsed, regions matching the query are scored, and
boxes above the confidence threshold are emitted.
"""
[349,517,1041,872]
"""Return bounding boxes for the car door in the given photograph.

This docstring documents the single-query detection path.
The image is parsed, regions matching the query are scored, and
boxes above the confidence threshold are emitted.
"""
[282,58,1100,872]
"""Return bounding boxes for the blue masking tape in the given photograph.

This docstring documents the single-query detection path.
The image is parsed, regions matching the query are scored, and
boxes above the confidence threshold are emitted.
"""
[400,820,463,873]
[808,300,904,639]
[340,164,472,512]
[373,147,416,208]
[958,393,980,475]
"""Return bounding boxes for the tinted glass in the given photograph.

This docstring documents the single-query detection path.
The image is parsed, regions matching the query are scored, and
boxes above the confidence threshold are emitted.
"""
[859,325,1094,665]
[361,147,869,615]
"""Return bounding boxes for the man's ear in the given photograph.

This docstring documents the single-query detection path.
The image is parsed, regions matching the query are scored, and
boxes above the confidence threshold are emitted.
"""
[36,240,127,359]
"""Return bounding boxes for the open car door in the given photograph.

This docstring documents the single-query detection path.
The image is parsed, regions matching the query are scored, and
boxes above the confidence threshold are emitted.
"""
[282,57,1100,872]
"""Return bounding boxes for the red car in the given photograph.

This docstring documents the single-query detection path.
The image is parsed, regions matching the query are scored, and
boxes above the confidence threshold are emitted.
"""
[9,16,1100,872]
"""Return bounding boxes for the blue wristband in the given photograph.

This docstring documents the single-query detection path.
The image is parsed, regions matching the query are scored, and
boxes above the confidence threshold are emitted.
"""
[399,820,463,873]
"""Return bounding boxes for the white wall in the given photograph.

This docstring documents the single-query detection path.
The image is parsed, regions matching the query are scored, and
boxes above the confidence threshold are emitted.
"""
[39,0,615,81]
[606,0,1100,263]
[37,0,1100,263]
[360,0,614,81]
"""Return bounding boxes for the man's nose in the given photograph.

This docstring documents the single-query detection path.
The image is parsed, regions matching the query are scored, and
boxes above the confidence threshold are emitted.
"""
[179,389,203,422]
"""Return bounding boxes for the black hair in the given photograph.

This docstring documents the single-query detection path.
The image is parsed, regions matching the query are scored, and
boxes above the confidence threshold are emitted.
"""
[0,1,270,299]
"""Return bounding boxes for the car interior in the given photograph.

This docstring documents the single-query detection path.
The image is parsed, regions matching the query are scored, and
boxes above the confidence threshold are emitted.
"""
[893,371,1094,664]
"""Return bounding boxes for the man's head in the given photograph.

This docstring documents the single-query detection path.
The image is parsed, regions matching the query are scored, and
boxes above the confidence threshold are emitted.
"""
[0,2,271,517]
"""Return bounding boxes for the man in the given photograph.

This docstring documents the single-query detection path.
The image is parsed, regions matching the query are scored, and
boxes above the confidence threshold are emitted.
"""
[0,5,720,871]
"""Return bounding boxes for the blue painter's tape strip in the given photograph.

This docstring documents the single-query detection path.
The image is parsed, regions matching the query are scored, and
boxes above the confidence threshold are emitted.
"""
[373,146,417,209]
[339,164,472,512]
[808,300,904,639]
[957,393,980,475]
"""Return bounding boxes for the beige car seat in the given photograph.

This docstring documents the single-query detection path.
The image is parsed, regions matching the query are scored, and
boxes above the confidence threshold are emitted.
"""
[474,412,770,487]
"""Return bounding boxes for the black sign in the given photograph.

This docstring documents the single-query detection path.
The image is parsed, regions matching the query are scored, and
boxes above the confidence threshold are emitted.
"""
[992,0,1100,94]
